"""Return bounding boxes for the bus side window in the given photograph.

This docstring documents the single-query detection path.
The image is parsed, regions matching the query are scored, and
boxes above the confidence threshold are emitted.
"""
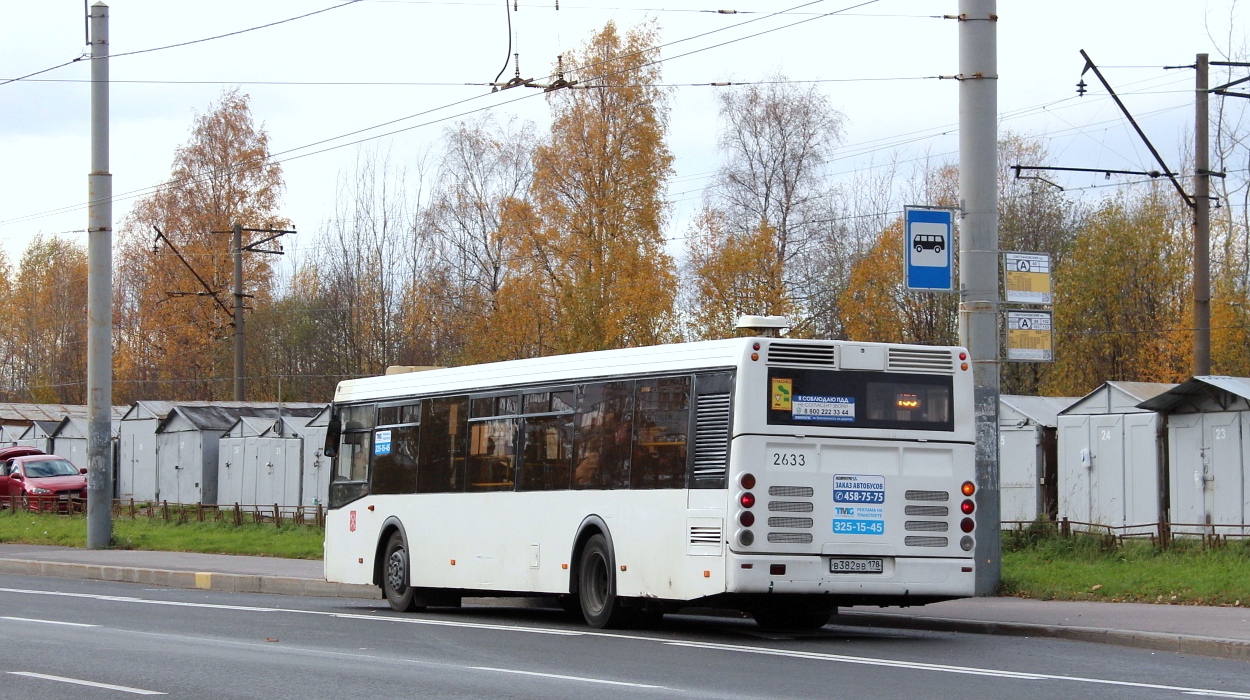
[467,418,516,492]
[630,376,690,490]
[573,381,632,490]
[418,396,468,493]
[518,390,574,491]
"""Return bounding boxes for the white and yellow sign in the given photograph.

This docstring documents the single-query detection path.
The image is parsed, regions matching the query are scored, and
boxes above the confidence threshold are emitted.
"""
[1004,252,1052,304]
[1006,311,1053,362]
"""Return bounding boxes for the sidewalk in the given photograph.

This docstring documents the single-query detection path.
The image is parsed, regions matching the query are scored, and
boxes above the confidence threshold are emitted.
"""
[1,544,1246,661]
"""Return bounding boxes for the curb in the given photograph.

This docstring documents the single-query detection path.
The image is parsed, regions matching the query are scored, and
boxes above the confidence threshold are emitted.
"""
[0,558,379,600]
[837,611,1250,662]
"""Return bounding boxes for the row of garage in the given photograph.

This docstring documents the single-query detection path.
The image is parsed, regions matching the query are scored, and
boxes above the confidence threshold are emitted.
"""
[1,401,331,508]
[3,376,1249,525]
[1000,376,1250,533]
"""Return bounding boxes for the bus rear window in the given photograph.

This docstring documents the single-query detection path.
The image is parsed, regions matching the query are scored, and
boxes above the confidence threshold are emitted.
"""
[767,368,953,431]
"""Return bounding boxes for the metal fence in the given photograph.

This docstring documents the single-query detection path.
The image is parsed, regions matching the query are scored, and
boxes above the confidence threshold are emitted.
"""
[1003,518,1250,549]
[1,496,325,528]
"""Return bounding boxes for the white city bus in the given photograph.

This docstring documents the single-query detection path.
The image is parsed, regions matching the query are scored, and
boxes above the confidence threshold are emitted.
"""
[322,335,978,629]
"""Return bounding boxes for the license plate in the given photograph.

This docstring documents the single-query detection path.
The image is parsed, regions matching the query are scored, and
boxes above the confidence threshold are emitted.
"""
[829,557,883,574]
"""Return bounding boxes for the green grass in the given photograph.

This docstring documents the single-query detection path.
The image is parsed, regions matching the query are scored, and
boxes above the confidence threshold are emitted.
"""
[0,510,324,560]
[1000,528,1250,606]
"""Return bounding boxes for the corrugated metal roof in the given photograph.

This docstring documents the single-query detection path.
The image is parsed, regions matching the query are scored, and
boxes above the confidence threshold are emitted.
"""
[159,404,326,433]
[1136,376,1250,412]
[1059,381,1178,415]
[1000,395,1080,427]
[0,403,127,424]
[51,415,122,438]
[124,400,324,422]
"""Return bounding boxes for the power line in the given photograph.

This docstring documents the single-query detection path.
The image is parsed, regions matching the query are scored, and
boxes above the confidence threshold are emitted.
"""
[0,0,877,229]
[1,0,366,89]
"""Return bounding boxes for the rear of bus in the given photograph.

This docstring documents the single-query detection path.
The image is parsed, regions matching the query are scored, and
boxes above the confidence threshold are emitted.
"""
[722,339,977,611]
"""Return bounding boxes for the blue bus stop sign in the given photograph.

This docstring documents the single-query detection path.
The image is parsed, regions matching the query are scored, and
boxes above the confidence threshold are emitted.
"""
[904,207,953,291]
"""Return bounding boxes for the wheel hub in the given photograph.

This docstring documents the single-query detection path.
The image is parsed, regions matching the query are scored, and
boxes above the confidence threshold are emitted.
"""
[387,550,407,593]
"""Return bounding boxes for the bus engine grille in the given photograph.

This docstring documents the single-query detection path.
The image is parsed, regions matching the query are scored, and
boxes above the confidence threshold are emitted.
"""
[905,490,949,502]
[767,532,814,544]
[905,505,949,516]
[904,536,949,547]
[888,347,955,374]
[769,485,815,498]
[768,517,814,529]
[691,392,731,485]
[904,520,949,532]
[768,501,814,513]
[766,343,836,366]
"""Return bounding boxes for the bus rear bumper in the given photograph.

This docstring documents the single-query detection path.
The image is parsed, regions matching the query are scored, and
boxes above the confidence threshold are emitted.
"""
[725,553,975,600]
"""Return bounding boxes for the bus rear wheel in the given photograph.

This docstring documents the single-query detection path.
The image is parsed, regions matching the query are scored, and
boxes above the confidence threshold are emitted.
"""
[382,531,426,613]
[577,534,630,629]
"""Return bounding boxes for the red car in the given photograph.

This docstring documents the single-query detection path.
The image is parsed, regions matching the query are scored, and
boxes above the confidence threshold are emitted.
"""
[0,454,88,511]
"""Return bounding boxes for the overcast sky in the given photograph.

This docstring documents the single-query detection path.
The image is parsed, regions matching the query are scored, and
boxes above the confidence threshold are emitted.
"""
[1,0,1244,268]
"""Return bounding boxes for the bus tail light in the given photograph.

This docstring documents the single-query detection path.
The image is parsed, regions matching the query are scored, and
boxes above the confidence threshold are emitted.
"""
[960,517,975,533]
[960,499,975,515]
[738,530,755,546]
[961,481,976,496]
[740,492,756,508]
[739,511,755,527]
[740,473,756,489]
[960,536,974,551]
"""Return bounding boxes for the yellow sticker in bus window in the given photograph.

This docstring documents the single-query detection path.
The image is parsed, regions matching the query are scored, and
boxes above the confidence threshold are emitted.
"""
[771,378,792,411]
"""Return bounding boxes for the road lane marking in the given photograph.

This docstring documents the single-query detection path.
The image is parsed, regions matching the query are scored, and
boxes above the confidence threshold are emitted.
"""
[1,616,97,627]
[469,666,670,689]
[663,640,1250,699]
[8,671,166,695]
[4,585,1249,699]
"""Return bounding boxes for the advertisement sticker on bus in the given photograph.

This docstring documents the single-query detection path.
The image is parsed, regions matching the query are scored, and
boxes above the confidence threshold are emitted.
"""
[833,505,885,535]
[792,395,854,422]
[770,378,792,410]
[373,429,392,456]
[833,474,885,503]
[833,475,885,534]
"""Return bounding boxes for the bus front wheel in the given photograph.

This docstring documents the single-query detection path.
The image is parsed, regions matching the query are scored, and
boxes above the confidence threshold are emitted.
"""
[577,534,630,629]
[382,531,426,613]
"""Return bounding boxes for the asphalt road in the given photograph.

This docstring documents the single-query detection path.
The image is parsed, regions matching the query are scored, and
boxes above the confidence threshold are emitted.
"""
[1,574,1247,700]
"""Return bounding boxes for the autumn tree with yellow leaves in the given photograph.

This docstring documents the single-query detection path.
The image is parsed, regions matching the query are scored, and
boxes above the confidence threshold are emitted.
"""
[114,89,288,402]
[528,21,677,353]
[0,237,88,403]
[1044,189,1191,396]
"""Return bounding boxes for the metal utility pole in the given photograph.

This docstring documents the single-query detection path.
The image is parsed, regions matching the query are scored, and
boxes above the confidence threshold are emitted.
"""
[86,1,112,549]
[957,0,1000,595]
[233,223,244,400]
[1194,53,1211,376]
[227,224,294,401]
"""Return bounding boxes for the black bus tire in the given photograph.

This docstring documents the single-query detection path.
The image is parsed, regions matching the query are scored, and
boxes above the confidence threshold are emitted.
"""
[382,531,425,613]
[577,534,630,628]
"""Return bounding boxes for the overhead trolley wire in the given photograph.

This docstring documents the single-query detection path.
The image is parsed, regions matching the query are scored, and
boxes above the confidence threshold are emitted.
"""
[1,0,366,88]
[0,0,878,229]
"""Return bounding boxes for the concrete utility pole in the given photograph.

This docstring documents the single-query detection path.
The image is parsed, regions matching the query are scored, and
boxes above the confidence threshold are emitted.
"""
[1194,53,1211,376]
[233,223,244,401]
[957,0,1001,595]
[86,1,113,549]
